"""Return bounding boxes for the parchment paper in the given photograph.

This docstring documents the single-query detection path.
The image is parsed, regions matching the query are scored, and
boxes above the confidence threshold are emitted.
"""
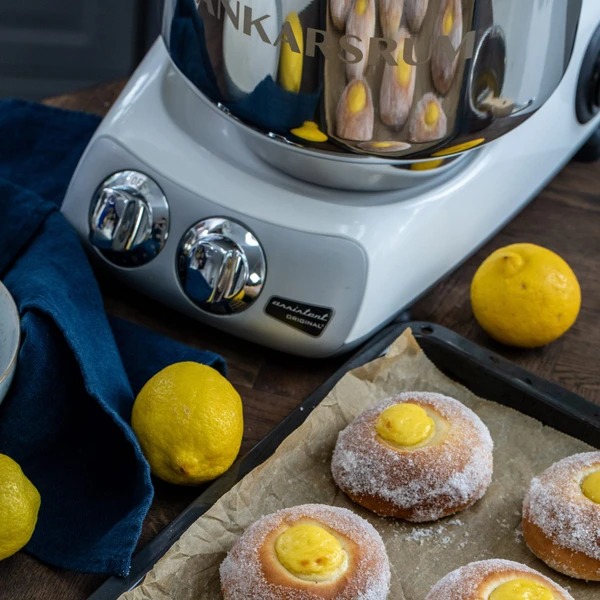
[122,330,598,600]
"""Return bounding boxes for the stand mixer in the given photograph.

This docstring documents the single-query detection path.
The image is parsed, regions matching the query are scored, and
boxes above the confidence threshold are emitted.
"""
[62,0,600,357]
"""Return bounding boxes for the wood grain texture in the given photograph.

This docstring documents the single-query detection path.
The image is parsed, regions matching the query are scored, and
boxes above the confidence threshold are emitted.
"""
[0,83,598,600]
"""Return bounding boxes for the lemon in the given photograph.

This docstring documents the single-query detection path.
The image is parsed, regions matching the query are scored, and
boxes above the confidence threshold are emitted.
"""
[471,243,581,348]
[132,363,243,486]
[0,454,41,561]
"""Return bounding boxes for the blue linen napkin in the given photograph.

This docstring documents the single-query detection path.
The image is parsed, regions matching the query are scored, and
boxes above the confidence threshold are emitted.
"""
[0,99,226,576]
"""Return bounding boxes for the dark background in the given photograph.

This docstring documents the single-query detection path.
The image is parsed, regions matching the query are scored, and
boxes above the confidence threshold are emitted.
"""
[0,0,163,100]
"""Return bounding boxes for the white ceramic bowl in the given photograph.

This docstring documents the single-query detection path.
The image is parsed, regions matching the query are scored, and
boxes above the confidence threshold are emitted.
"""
[0,280,20,406]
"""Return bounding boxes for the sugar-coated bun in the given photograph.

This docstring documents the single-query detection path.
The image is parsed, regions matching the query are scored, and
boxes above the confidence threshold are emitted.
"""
[523,451,600,581]
[331,392,494,522]
[425,559,575,600]
[219,504,391,599]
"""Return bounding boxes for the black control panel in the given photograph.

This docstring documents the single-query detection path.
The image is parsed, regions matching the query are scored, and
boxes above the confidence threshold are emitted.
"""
[576,23,600,124]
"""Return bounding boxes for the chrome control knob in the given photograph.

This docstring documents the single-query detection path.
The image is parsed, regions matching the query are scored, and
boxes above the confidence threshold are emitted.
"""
[178,218,266,315]
[89,171,169,267]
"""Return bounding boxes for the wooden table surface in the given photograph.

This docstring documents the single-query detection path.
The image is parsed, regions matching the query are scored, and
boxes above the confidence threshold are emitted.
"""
[0,83,599,600]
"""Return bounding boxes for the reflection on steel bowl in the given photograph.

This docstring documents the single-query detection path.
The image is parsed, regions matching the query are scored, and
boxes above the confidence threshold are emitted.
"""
[162,0,582,166]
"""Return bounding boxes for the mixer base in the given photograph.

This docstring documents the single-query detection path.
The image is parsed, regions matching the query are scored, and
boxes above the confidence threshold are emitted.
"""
[62,30,600,356]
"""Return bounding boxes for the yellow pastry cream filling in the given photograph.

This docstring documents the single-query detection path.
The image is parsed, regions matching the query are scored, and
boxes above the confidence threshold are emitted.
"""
[355,0,367,16]
[581,470,600,504]
[348,81,367,113]
[275,524,347,580]
[489,579,554,600]
[376,403,435,447]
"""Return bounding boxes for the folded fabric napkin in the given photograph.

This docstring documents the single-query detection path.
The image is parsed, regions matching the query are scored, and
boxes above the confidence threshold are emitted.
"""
[0,99,226,576]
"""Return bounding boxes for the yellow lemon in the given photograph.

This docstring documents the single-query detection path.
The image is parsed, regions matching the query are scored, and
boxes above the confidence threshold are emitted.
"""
[132,363,244,486]
[471,243,581,348]
[0,454,41,561]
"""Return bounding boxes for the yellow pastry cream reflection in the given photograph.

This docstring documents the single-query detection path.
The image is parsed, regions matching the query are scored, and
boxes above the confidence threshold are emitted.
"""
[442,4,454,36]
[380,30,416,130]
[425,102,439,126]
[489,579,554,600]
[348,81,366,112]
[275,524,347,581]
[431,0,463,95]
[278,12,303,93]
[357,141,411,153]
[409,93,447,143]
[370,142,395,149]
[336,80,374,141]
[581,470,600,503]
[398,56,412,88]
[376,403,435,447]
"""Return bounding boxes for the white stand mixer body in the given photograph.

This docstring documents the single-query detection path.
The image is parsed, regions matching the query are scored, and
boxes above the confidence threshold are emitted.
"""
[62,1,600,356]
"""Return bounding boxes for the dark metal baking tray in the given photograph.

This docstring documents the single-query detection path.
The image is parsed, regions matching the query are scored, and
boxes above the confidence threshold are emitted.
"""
[89,320,600,600]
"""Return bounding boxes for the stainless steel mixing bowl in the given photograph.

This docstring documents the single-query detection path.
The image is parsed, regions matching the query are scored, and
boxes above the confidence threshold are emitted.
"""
[161,0,582,183]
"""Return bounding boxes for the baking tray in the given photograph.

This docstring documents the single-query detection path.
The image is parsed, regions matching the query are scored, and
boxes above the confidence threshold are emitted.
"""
[89,320,600,600]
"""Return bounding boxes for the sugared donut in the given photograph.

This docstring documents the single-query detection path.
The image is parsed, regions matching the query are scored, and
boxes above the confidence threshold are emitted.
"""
[219,504,390,599]
[331,392,494,522]
[523,451,600,581]
[425,559,574,600]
